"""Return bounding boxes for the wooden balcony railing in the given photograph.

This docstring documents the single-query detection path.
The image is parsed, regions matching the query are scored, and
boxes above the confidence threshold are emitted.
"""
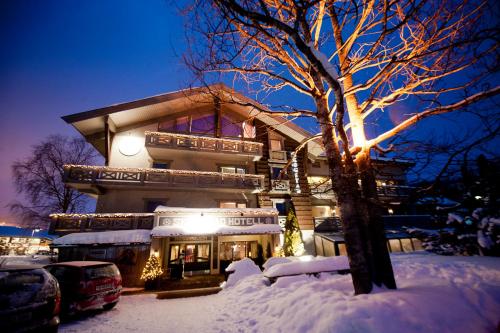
[309,178,412,199]
[49,213,155,235]
[270,179,290,193]
[145,131,263,159]
[63,165,265,192]
[268,150,288,163]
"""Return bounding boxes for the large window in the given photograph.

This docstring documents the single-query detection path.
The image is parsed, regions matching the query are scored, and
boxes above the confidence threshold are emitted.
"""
[159,113,214,135]
[220,241,258,261]
[219,201,247,209]
[219,166,246,174]
[158,112,255,139]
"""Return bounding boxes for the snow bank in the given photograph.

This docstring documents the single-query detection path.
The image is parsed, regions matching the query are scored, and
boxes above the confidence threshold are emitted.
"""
[264,256,350,278]
[262,256,291,271]
[52,229,151,245]
[59,254,500,333]
[218,253,500,333]
[224,258,262,288]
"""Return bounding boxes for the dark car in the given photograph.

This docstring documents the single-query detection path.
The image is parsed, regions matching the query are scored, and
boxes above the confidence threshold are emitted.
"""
[44,261,122,316]
[0,265,61,333]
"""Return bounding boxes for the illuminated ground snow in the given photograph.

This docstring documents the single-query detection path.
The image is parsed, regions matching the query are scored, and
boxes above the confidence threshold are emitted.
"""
[60,253,500,333]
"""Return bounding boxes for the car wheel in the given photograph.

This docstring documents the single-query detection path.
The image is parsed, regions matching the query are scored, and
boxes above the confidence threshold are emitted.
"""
[103,302,118,311]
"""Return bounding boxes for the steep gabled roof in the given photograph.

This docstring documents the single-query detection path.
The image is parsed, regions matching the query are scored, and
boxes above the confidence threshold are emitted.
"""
[63,84,323,158]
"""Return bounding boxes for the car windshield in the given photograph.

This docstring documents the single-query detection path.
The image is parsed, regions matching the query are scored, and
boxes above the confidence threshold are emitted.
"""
[45,266,80,282]
[84,265,119,280]
[0,270,45,307]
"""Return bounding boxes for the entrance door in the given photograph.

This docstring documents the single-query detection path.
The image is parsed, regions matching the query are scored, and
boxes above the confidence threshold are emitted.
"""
[169,243,211,272]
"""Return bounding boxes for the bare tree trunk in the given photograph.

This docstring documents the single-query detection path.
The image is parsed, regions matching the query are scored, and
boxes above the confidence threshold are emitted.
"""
[357,151,397,289]
[316,99,375,294]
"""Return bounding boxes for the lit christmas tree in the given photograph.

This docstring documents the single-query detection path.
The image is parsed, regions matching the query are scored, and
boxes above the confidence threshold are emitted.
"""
[282,203,305,256]
[140,254,164,282]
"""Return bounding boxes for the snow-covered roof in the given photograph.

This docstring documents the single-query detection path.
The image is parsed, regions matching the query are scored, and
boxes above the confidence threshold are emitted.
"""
[154,206,278,216]
[52,229,151,246]
[151,224,282,237]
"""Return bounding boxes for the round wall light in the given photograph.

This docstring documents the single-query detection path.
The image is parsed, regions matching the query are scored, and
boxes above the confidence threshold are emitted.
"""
[118,135,143,156]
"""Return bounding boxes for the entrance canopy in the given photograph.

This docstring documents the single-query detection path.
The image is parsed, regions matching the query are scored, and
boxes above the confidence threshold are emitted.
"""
[152,206,281,237]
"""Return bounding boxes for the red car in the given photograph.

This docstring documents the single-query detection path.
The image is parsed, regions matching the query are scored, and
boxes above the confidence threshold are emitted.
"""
[44,261,122,316]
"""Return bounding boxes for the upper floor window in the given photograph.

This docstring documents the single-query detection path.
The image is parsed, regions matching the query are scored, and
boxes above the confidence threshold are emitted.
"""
[159,112,255,139]
[219,201,247,208]
[219,166,246,174]
[270,166,288,180]
[270,139,283,151]
[158,113,214,136]
[152,161,170,169]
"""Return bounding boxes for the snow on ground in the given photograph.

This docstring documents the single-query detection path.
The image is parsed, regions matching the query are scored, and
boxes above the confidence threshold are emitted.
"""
[60,253,500,333]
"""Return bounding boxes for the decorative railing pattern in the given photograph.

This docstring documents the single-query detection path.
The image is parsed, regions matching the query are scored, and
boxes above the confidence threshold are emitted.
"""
[270,179,290,192]
[309,178,412,199]
[50,213,155,234]
[145,131,263,158]
[64,165,265,191]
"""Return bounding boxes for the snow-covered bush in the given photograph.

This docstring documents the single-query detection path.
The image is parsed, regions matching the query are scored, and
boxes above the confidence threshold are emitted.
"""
[407,208,500,256]
[224,258,262,288]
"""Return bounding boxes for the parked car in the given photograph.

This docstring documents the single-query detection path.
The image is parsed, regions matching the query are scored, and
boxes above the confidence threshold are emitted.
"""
[0,265,61,333]
[44,261,122,316]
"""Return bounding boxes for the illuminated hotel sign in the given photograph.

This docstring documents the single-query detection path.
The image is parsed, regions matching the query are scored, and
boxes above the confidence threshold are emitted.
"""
[158,216,275,227]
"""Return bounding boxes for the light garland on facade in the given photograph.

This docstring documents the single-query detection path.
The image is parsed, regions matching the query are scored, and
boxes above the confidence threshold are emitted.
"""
[145,131,264,147]
[50,213,155,218]
[63,164,265,179]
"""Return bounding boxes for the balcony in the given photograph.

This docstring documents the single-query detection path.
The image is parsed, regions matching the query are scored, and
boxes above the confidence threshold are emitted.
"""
[377,185,413,198]
[308,177,412,200]
[270,179,290,193]
[50,213,155,235]
[268,150,288,163]
[64,165,265,194]
[145,131,263,161]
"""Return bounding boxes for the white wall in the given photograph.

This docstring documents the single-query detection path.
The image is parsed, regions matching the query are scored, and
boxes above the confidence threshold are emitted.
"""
[96,189,258,213]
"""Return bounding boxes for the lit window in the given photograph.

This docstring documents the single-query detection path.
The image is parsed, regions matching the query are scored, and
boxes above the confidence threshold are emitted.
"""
[219,201,247,208]
[270,139,282,151]
[220,166,246,174]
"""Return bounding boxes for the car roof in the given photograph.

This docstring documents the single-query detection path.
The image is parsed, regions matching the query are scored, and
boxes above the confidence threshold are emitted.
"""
[0,265,45,271]
[45,261,113,268]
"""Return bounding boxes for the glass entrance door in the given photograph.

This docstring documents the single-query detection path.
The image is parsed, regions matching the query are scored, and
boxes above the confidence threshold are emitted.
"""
[169,243,211,272]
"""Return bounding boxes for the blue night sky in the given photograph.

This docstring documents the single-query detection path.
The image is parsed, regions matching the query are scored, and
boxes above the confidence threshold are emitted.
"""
[0,0,189,224]
[1,1,497,225]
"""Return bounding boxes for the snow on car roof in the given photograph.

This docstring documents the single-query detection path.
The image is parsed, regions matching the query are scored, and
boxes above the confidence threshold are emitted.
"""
[46,261,113,267]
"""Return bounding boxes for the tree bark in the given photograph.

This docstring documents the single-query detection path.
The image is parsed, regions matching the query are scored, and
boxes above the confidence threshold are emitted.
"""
[357,150,397,289]
[316,98,375,294]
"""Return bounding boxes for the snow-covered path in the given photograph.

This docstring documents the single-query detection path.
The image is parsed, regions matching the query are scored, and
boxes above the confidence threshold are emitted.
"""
[59,253,500,333]
[60,293,224,333]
